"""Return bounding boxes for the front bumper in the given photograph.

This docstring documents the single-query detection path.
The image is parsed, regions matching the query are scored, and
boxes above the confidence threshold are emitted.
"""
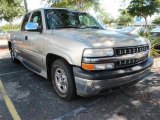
[73,58,153,96]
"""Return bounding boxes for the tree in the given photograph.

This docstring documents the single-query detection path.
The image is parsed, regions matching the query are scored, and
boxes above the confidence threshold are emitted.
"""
[50,0,100,11]
[116,14,133,26]
[0,0,24,25]
[24,0,28,12]
[98,10,114,26]
[116,9,134,26]
[127,0,160,28]
[152,17,160,25]
[0,0,14,4]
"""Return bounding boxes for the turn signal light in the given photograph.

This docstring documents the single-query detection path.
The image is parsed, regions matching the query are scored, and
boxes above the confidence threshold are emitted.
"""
[82,63,95,70]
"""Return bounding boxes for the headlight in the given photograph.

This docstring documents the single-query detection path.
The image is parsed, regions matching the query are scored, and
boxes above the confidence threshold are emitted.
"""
[83,48,114,57]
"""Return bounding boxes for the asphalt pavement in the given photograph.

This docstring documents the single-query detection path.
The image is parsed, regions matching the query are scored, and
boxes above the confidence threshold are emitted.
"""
[0,49,160,120]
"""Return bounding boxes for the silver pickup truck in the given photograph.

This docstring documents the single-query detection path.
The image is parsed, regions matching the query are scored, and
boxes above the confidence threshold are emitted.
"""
[8,8,153,100]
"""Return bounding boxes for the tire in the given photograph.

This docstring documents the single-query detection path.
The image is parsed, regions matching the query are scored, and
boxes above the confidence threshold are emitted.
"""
[9,45,19,63]
[51,59,76,100]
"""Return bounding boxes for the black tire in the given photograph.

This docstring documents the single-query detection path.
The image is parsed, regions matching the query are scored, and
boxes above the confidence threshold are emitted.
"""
[9,45,19,63]
[51,59,76,100]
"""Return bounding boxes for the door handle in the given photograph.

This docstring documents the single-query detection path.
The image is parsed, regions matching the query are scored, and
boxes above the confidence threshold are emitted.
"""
[25,36,28,40]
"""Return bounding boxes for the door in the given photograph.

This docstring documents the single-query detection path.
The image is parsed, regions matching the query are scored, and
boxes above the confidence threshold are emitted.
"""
[23,10,46,70]
[14,13,31,59]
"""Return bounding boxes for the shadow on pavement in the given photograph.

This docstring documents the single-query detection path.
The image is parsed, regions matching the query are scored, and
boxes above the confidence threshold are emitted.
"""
[0,51,160,120]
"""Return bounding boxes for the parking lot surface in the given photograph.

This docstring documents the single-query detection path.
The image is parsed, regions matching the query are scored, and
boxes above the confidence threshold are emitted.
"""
[0,49,160,120]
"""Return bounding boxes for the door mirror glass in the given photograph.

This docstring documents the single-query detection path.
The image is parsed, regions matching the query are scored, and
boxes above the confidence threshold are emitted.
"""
[25,22,39,31]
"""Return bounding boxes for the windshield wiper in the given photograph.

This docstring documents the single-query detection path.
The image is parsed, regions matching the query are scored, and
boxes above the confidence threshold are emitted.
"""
[51,25,102,29]
[51,25,79,29]
[79,25,102,29]
[86,26,102,29]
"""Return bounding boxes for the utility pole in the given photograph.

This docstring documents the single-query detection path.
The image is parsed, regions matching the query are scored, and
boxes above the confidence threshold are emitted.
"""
[24,0,28,12]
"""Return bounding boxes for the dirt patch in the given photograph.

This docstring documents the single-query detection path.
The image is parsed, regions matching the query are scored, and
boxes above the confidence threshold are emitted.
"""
[152,57,160,73]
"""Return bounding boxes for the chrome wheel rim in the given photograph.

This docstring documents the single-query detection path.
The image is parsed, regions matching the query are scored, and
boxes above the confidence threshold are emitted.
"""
[54,68,68,94]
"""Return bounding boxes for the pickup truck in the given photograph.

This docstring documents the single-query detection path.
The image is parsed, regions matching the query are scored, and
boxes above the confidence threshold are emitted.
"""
[8,8,153,100]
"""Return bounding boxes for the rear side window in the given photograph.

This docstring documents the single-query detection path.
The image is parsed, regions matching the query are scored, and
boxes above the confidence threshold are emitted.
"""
[21,13,31,31]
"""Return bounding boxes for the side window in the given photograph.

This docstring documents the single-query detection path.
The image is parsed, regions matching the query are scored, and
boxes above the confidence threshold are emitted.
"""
[30,11,43,29]
[21,13,31,31]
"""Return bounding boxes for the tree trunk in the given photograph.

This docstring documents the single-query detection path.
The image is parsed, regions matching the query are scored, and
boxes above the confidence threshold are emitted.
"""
[24,0,28,12]
[9,22,12,31]
[144,17,147,29]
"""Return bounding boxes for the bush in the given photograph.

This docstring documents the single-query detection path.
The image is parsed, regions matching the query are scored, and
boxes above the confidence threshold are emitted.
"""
[0,24,20,32]
[138,30,150,38]
[138,30,160,57]
[150,38,160,57]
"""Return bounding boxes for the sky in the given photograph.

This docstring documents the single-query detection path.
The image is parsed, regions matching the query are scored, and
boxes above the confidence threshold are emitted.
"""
[100,0,123,18]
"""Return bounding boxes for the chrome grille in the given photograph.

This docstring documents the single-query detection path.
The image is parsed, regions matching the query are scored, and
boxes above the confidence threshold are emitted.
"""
[115,55,148,68]
[115,45,149,56]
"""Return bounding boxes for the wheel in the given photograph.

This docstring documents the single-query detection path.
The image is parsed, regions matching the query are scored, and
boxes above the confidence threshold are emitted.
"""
[9,45,19,63]
[51,59,76,100]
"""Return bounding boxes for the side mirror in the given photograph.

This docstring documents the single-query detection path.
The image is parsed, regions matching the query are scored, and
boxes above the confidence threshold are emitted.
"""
[25,22,39,31]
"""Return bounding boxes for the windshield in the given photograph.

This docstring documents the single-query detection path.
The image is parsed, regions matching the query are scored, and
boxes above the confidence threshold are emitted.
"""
[44,9,102,29]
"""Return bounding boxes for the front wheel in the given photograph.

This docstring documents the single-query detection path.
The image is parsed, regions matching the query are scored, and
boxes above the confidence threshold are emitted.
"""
[51,59,76,100]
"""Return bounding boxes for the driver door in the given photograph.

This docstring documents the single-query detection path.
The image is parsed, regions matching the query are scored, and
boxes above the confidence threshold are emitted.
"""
[24,10,45,69]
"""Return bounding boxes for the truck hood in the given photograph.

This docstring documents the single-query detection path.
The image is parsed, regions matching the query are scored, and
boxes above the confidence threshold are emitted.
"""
[52,29,148,48]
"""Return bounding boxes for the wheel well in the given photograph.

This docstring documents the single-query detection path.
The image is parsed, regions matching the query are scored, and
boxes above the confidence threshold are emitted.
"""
[8,41,12,50]
[46,54,69,79]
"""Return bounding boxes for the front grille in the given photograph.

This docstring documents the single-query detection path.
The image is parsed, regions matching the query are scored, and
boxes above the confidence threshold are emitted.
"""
[115,56,148,68]
[114,45,149,56]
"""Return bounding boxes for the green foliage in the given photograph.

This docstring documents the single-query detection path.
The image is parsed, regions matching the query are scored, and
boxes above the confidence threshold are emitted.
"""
[116,10,134,26]
[51,0,100,11]
[152,17,160,25]
[127,0,160,27]
[97,10,114,25]
[150,38,160,56]
[138,30,150,38]
[127,0,160,17]
[0,0,14,4]
[0,23,20,32]
[0,0,24,23]
[138,30,160,56]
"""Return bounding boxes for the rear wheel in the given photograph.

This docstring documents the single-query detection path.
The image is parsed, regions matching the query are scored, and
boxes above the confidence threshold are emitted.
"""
[51,59,76,100]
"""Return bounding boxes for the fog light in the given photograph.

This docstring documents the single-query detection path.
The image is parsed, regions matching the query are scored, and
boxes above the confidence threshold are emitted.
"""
[105,63,114,69]
[95,63,114,70]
